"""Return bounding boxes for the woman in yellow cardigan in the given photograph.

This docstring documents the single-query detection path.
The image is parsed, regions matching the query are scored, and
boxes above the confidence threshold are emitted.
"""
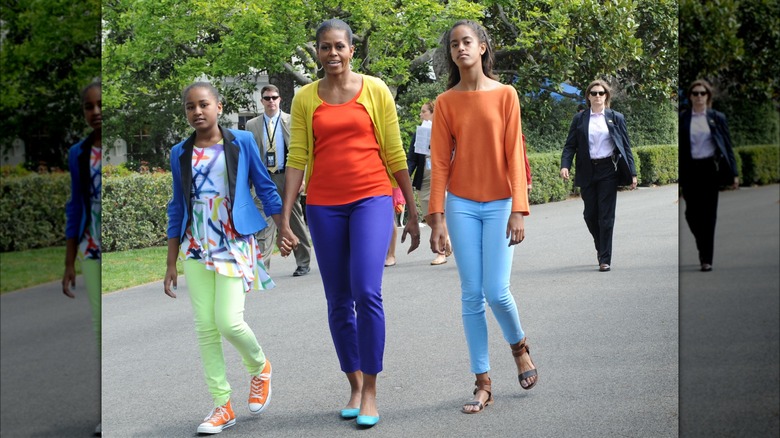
[277,19,420,428]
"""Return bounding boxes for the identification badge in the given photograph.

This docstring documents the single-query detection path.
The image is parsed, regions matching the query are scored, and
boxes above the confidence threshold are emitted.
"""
[266,153,276,168]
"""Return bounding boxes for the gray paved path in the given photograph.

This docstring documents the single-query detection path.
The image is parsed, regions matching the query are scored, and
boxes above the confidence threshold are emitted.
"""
[4,184,777,438]
[679,184,780,437]
[100,184,679,437]
[1,280,101,437]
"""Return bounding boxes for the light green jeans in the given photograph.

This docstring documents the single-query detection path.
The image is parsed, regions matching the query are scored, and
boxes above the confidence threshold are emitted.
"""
[183,260,266,407]
[82,258,101,354]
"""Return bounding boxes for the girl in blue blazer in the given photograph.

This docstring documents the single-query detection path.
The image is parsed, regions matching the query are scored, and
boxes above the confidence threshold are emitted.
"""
[62,81,102,353]
[163,82,289,434]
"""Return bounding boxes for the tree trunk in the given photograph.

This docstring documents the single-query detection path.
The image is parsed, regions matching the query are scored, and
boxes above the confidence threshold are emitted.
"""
[269,71,296,114]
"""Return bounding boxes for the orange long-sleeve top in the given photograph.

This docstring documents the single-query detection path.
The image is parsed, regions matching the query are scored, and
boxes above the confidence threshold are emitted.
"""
[306,90,392,205]
[428,85,529,215]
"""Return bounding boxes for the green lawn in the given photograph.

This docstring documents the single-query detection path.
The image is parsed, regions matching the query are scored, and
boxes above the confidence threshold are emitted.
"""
[0,246,76,293]
[102,246,183,293]
[0,245,184,294]
[1,244,284,294]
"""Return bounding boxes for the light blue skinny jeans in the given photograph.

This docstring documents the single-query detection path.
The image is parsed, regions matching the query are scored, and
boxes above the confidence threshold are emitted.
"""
[446,193,525,374]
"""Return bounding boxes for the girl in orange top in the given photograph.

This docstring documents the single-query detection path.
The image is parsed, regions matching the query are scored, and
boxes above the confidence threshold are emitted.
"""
[428,19,538,414]
[278,19,420,428]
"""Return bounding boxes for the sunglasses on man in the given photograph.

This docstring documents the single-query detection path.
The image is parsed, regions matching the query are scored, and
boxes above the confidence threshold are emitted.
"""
[262,95,280,101]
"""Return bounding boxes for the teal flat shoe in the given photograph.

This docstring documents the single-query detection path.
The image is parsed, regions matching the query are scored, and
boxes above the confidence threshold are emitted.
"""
[356,415,380,427]
[340,408,359,419]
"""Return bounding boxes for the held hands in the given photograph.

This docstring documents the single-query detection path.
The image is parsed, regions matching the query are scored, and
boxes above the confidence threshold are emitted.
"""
[62,265,76,298]
[163,265,178,298]
[276,226,299,257]
[506,212,525,246]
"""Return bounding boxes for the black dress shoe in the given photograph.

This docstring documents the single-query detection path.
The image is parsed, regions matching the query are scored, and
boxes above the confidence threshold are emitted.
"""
[293,266,310,277]
[599,264,611,272]
[700,263,712,272]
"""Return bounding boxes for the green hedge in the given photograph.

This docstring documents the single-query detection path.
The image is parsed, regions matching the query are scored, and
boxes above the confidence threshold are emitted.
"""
[736,145,780,185]
[611,98,678,147]
[713,98,779,147]
[102,172,172,252]
[527,152,576,204]
[3,143,775,253]
[528,145,677,199]
[522,96,677,153]
[634,145,678,186]
[0,173,70,251]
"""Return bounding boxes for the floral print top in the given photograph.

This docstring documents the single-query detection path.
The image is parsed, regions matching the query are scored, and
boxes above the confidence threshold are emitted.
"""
[78,146,101,260]
[178,141,274,292]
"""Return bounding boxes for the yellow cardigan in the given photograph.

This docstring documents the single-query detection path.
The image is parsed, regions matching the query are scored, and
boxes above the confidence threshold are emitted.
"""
[287,74,407,192]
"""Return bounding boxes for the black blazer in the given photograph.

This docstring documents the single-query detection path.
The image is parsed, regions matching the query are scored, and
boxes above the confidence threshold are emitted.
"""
[561,108,636,187]
[678,109,738,189]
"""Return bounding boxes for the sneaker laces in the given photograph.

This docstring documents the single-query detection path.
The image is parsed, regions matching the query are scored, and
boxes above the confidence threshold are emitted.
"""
[204,405,230,424]
[250,374,268,399]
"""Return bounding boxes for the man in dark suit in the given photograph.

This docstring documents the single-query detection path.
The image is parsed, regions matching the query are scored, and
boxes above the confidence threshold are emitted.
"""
[560,80,637,272]
[246,84,311,276]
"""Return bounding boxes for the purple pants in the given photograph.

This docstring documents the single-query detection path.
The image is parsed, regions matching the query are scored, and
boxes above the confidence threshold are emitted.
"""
[306,195,393,375]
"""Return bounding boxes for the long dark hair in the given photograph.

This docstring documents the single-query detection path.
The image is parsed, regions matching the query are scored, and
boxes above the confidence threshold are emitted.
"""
[443,20,497,90]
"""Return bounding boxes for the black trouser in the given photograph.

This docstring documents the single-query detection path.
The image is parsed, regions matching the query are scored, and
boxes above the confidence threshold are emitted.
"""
[682,159,720,265]
[580,158,619,265]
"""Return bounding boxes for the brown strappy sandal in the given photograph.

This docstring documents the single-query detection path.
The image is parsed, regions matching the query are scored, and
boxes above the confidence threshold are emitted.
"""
[461,378,493,414]
[511,338,538,390]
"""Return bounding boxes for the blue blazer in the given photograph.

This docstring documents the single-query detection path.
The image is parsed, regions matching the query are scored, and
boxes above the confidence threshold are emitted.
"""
[561,108,636,187]
[678,108,738,188]
[65,132,97,240]
[167,126,282,241]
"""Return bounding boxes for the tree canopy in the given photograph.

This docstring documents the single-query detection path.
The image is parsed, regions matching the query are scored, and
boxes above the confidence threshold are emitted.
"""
[0,0,101,167]
[101,0,679,164]
[679,0,779,103]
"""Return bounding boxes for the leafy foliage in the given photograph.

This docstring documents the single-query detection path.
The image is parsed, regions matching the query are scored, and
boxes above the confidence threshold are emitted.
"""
[611,98,677,147]
[102,173,173,252]
[0,174,71,251]
[634,145,677,186]
[103,1,679,162]
[680,0,779,103]
[712,98,779,147]
[0,0,101,167]
[527,152,576,204]
[736,145,780,186]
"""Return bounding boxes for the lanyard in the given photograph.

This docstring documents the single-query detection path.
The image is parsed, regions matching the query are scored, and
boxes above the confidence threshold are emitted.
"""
[264,114,281,150]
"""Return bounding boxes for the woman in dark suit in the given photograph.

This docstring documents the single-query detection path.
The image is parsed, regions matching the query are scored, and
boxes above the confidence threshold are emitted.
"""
[679,79,739,272]
[560,79,637,272]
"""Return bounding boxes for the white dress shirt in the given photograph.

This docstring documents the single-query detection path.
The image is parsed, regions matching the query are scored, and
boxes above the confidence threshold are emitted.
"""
[588,109,614,159]
[690,111,716,159]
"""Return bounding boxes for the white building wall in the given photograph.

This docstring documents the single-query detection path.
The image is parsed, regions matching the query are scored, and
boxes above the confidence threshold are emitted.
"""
[1,138,26,166]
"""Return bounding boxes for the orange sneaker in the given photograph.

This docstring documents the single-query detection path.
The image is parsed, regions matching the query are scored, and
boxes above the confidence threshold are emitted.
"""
[248,360,272,415]
[197,399,235,434]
